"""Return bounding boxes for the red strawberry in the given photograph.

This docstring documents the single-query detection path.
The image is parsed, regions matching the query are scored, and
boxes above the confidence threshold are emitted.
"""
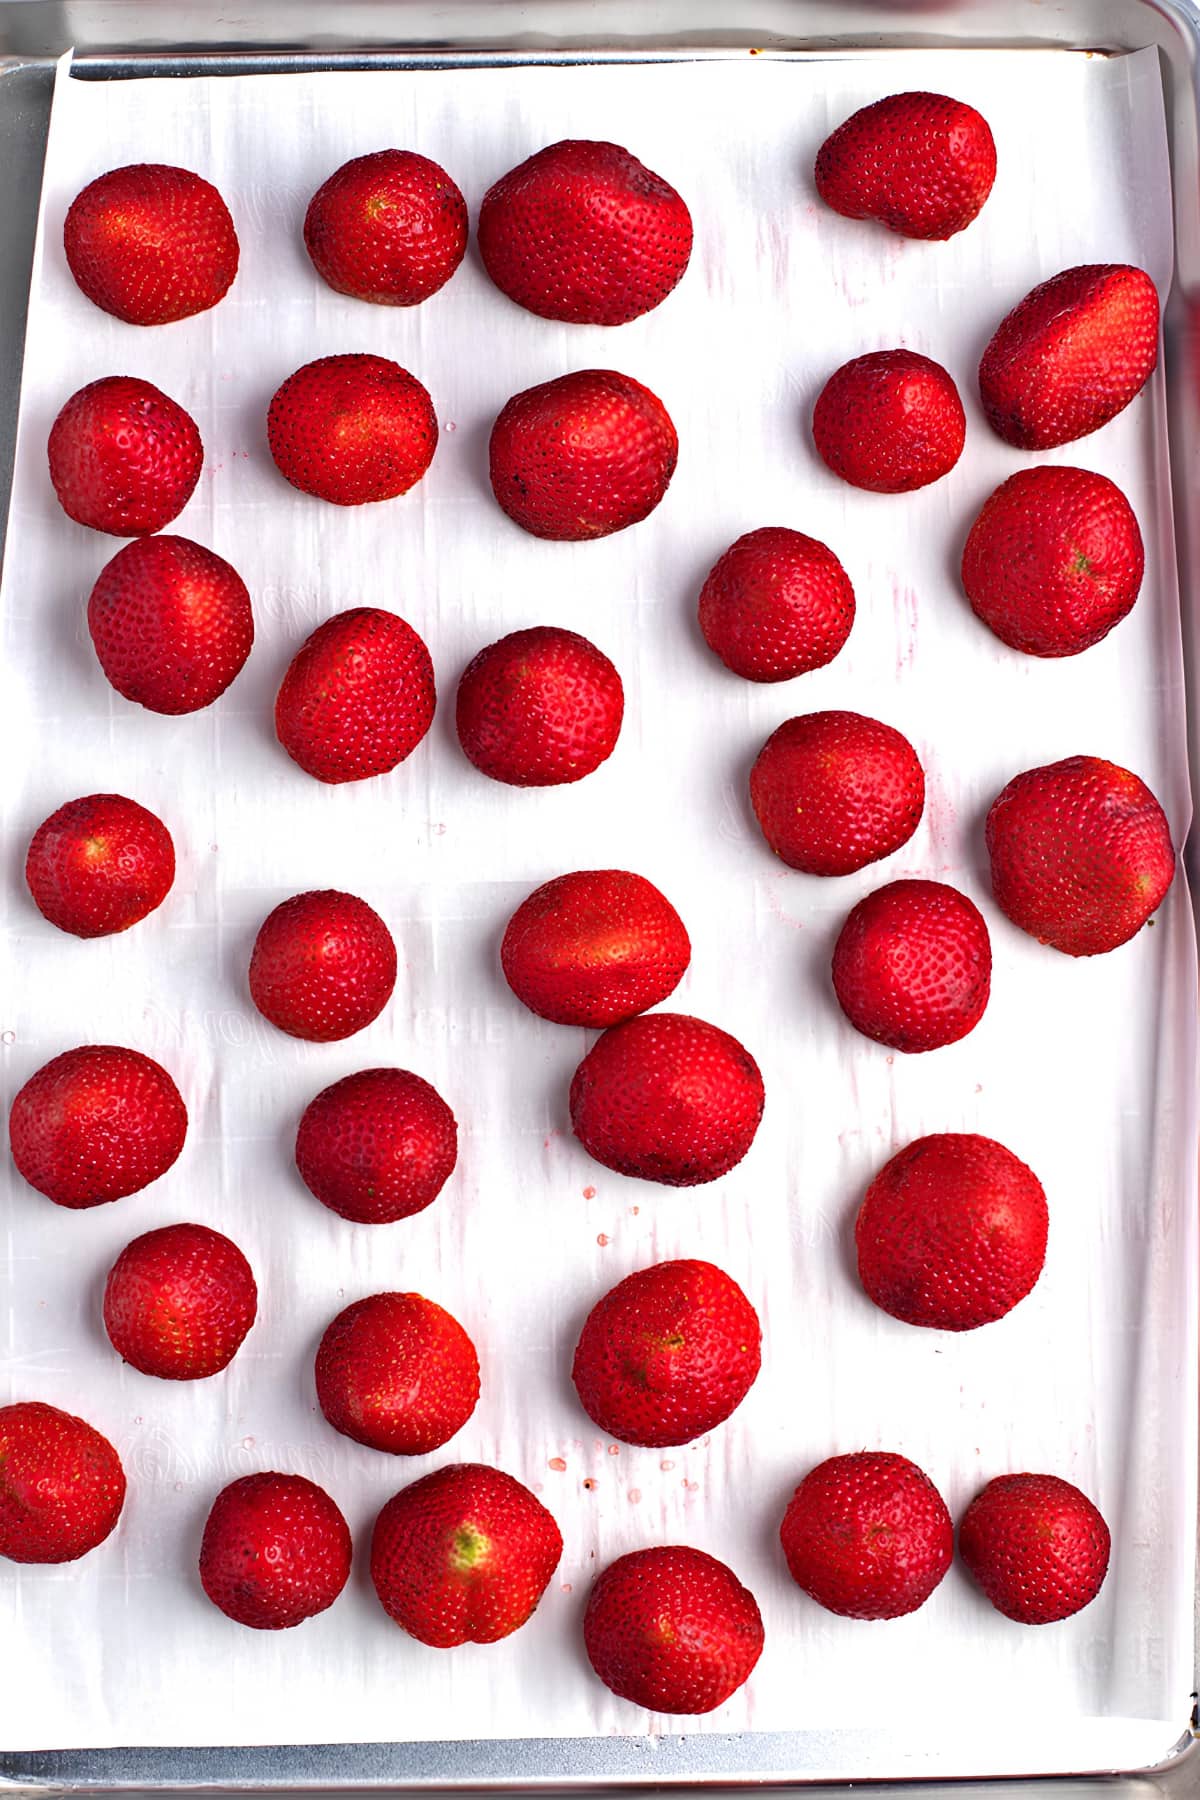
[584,1546,763,1713]
[370,1463,562,1646]
[315,1292,479,1456]
[979,264,1159,449]
[855,1134,1048,1331]
[199,1472,352,1630]
[571,1259,761,1447]
[0,1403,126,1564]
[478,139,692,326]
[304,150,467,305]
[275,607,435,784]
[248,890,397,1042]
[456,626,623,787]
[986,756,1174,956]
[88,535,253,714]
[815,92,996,240]
[9,1044,187,1209]
[833,879,991,1052]
[25,793,174,937]
[489,369,677,540]
[750,711,924,875]
[569,1012,764,1187]
[48,376,203,535]
[267,354,437,505]
[813,350,965,492]
[697,527,855,682]
[501,870,690,1026]
[780,1452,953,1619]
[295,1068,457,1225]
[103,1222,257,1380]
[64,163,239,324]
[958,1473,1110,1624]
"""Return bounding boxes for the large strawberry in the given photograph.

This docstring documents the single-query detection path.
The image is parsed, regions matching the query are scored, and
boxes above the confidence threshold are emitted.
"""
[315,1292,479,1455]
[780,1451,953,1619]
[275,606,435,783]
[199,1473,352,1630]
[304,150,467,305]
[64,163,239,324]
[25,792,174,937]
[815,92,996,240]
[9,1044,187,1209]
[698,526,855,682]
[267,354,437,505]
[832,879,991,1052]
[750,710,924,875]
[456,626,623,786]
[248,890,397,1041]
[0,1402,126,1564]
[48,376,202,535]
[813,350,965,492]
[295,1068,458,1225]
[103,1222,258,1380]
[958,1473,1110,1623]
[88,535,253,714]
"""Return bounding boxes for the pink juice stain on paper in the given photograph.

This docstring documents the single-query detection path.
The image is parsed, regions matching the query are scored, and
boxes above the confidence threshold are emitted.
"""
[892,576,919,672]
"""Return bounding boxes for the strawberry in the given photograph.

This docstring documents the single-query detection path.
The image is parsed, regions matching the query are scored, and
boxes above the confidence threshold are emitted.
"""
[315,1292,480,1456]
[813,350,965,492]
[979,264,1159,449]
[25,793,174,937]
[569,1012,764,1187]
[478,139,692,326]
[958,1473,1110,1624]
[697,526,855,682]
[815,92,996,240]
[501,869,690,1026]
[88,535,253,714]
[275,607,435,784]
[64,163,239,324]
[370,1463,562,1646]
[303,150,467,305]
[584,1546,763,1713]
[456,626,623,787]
[855,1134,1049,1331]
[962,467,1144,657]
[489,369,677,540]
[780,1452,953,1619]
[0,1403,125,1564]
[9,1044,187,1209]
[103,1222,257,1380]
[833,879,991,1052]
[267,354,437,506]
[48,376,203,535]
[986,756,1174,956]
[750,710,924,875]
[295,1068,457,1224]
[199,1472,352,1630]
[249,890,397,1042]
[571,1259,761,1447]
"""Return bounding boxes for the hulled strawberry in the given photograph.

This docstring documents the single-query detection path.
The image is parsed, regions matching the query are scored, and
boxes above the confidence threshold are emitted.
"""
[698,526,855,682]
[267,354,437,505]
[64,163,239,324]
[750,710,924,875]
[199,1473,352,1630]
[780,1451,953,1619]
[248,890,397,1041]
[315,1292,479,1455]
[103,1222,258,1379]
[295,1068,458,1224]
[813,350,965,492]
[815,92,996,240]
[501,869,690,1026]
[0,1402,126,1564]
[456,626,623,786]
[832,879,991,1052]
[275,606,435,783]
[9,1044,187,1209]
[88,535,253,713]
[25,793,174,937]
[304,150,467,305]
[48,376,202,535]
[958,1473,1110,1624]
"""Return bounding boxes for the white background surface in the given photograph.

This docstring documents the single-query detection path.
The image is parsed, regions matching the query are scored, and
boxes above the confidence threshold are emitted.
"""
[0,47,1195,1772]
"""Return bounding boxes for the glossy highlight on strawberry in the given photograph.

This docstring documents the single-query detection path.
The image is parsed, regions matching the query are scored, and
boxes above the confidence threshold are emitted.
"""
[64,163,239,324]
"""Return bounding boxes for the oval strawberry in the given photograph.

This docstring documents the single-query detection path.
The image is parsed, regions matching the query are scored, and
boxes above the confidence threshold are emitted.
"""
[698,526,855,682]
[315,1292,480,1456]
[750,710,924,875]
[813,350,965,492]
[958,1473,1110,1624]
[88,535,253,714]
[248,890,397,1042]
[267,354,437,505]
[9,1044,187,1210]
[780,1451,953,1619]
[64,163,239,324]
[48,376,203,536]
[815,92,996,240]
[0,1402,126,1565]
[199,1473,352,1630]
[456,626,623,787]
[501,869,690,1026]
[104,1223,258,1380]
[304,150,467,305]
[275,606,435,784]
[295,1068,457,1225]
[832,879,991,1052]
[25,793,174,938]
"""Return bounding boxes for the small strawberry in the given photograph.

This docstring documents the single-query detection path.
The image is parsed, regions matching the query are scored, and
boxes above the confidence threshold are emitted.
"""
[295,1068,458,1224]
[584,1546,764,1713]
[780,1452,953,1619]
[697,526,855,682]
[25,793,174,937]
[267,354,437,505]
[833,879,991,1052]
[304,150,467,305]
[0,1402,126,1564]
[750,710,924,875]
[9,1044,187,1210]
[501,870,690,1026]
[815,92,996,240]
[813,350,965,492]
[199,1473,352,1630]
[103,1222,258,1380]
[958,1473,1110,1624]
[489,369,677,540]
[478,139,692,325]
[370,1463,562,1646]
[48,376,203,536]
[979,264,1159,449]
[986,756,1174,956]
[316,1292,480,1456]
[275,606,435,783]
[456,626,623,787]
[64,163,239,324]
[88,535,253,714]
[248,890,397,1042]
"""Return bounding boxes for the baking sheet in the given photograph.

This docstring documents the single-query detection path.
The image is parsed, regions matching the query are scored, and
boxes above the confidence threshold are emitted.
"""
[0,45,1194,1776]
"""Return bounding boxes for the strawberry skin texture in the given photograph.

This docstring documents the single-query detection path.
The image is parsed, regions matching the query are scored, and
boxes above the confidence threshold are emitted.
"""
[958,1473,1110,1624]
[316,1292,480,1456]
[979,264,1159,449]
[780,1452,953,1619]
[275,606,435,783]
[249,890,397,1042]
[750,710,924,876]
[295,1068,458,1224]
[571,1259,761,1447]
[570,1011,765,1187]
[9,1044,187,1209]
[584,1545,764,1713]
[370,1462,563,1646]
[698,527,855,682]
[986,755,1174,956]
[103,1222,257,1380]
[813,350,965,492]
[25,793,174,937]
[456,626,624,787]
[478,138,693,326]
[48,376,203,536]
[64,163,239,324]
[88,535,253,714]
[304,150,467,305]
[501,869,690,1026]
[489,369,677,540]
[267,354,437,505]
[815,92,996,240]
[833,879,991,1052]
[0,1403,125,1564]
[856,1134,1048,1331]
[199,1473,352,1630]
